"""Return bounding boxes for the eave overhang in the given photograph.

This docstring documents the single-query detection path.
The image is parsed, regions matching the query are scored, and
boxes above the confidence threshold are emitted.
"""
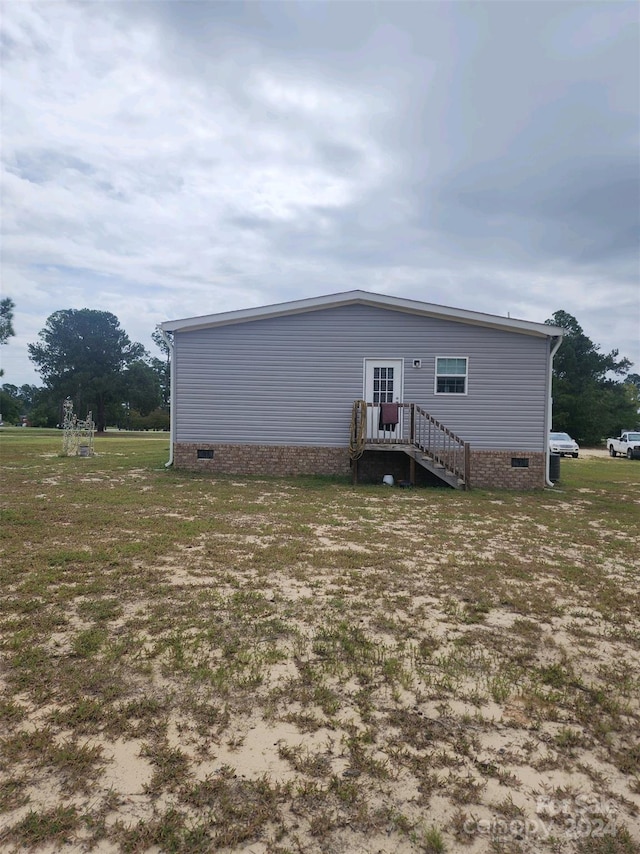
[160,289,564,340]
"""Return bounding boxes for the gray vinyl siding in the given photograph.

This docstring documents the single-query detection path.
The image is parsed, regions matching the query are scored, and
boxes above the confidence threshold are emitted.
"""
[174,304,549,451]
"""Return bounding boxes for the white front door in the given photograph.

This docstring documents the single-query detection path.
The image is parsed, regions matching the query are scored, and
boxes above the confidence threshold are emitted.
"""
[364,359,404,440]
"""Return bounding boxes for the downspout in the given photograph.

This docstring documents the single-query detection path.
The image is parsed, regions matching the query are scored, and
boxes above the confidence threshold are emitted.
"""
[546,334,563,487]
[158,326,175,468]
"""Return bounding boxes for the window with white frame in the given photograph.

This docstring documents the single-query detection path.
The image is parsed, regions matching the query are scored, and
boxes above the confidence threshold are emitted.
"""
[435,357,468,394]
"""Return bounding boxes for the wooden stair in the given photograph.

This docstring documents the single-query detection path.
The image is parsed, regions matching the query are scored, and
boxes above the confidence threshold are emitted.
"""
[351,401,470,490]
[403,445,466,490]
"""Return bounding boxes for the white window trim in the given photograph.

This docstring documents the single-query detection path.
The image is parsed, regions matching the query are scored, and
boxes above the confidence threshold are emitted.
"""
[434,356,469,396]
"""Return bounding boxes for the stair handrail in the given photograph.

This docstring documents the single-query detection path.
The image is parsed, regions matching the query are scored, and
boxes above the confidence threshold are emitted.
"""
[412,405,469,483]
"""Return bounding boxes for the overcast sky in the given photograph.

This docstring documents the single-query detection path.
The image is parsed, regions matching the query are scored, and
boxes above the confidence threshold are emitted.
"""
[2,0,638,387]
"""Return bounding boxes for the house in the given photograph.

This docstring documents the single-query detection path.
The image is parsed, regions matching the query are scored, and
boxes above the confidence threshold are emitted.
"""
[159,290,564,489]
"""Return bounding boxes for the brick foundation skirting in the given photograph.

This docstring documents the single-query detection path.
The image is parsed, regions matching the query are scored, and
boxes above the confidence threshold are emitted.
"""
[174,443,546,489]
[470,450,546,489]
[174,443,352,477]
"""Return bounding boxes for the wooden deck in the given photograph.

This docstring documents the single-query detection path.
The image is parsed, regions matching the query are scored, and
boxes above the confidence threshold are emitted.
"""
[350,401,470,489]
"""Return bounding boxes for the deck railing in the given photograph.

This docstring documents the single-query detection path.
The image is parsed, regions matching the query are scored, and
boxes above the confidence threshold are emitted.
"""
[362,401,413,445]
[352,400,470,485]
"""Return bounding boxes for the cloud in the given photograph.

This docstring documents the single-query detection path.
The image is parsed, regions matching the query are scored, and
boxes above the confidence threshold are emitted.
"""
[1,1,638,387]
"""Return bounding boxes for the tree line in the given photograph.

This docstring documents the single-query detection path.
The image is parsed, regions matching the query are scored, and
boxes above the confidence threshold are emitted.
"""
[1,304,638,442]
[1,308,170,432]
[545,311,639,445]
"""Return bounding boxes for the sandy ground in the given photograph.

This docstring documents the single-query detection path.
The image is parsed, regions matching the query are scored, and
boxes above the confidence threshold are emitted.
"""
[1,448,638,854]
[570,448,609,458]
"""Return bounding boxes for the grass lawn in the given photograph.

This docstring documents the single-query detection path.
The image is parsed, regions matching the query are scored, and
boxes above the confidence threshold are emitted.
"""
[0,427,638,854]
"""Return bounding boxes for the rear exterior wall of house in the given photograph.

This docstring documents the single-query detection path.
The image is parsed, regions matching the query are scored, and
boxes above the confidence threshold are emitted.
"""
[171,303,550,489]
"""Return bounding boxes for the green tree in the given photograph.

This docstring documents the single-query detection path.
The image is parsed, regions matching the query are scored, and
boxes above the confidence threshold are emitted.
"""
[0,385,21,424]
[28,309,146,432]
[127,407,170,431]
[16,384,59,427]
[546,311,635,444]
[18,384,42,411]
[622,375,640,428]
[123,360,161,416]
[626,373,640,392]
[0,298,15,345]
[151,328,171,409]
[0,383,48,425]
[0,297,16,377]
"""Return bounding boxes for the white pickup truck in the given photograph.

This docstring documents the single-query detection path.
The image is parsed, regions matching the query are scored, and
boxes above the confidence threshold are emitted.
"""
[608,431,640,459]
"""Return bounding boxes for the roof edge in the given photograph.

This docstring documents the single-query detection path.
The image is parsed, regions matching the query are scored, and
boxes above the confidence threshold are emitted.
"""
[160,289,565,339]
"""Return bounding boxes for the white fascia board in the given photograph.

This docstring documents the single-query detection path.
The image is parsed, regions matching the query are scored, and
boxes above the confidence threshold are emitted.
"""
[160,289,564,339]
[159,292,360,333]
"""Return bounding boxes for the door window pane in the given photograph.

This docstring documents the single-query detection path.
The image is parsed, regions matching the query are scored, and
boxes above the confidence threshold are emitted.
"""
[372,366,394,403]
